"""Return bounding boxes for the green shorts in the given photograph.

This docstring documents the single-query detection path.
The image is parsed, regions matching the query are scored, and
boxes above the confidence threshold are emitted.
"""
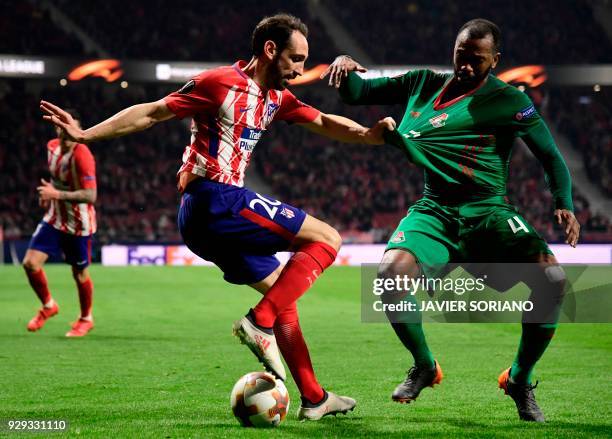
[386,196,552,277]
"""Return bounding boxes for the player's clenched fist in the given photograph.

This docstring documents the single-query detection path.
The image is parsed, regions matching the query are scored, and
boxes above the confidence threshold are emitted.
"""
[37,178,60,201]
[320,55,367,88]
[365,117,397,145]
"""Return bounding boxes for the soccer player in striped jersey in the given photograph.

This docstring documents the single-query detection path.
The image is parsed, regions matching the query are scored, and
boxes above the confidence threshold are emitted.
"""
[24,110,97,337]
[40,14,393,420]
[323,19,580,422]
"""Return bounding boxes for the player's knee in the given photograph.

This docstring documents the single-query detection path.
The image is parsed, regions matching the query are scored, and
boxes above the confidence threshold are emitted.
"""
[378,251,419,280]
[72,268,89,283]
[318,224,342,252]
[22,258,41,273]
[544,265,567,299]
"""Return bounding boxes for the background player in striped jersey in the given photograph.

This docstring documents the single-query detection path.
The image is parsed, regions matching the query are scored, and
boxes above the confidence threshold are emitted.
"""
[24,110,97,337]
[40,14,393,420]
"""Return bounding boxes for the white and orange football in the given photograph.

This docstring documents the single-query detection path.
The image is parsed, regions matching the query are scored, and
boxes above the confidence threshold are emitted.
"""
[230,371,289,428]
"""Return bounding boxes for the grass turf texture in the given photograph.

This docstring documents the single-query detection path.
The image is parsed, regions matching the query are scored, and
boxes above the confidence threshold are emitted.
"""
[1,265,611,438]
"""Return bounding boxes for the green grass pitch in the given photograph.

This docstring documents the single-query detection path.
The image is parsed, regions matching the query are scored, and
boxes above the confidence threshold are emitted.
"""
[1,265,611,438]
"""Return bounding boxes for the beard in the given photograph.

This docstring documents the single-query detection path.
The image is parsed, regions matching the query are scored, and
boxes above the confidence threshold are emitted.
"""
[455,65,492,87]
[267,56,291,90]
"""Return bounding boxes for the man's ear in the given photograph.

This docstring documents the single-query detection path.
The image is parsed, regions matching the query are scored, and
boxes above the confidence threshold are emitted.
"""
[263,40,277,61]
[492,52,500,69]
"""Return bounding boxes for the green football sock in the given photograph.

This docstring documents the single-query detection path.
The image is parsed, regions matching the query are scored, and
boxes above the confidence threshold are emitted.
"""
[384,291,435,369]
[510,323,557,384]
[390,322,436,369]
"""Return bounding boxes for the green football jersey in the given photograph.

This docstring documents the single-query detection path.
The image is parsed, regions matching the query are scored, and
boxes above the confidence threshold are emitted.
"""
[340,70,573,210]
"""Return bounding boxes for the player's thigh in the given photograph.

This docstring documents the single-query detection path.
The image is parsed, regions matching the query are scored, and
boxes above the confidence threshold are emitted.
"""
[467,210,551,261]
[290,214,341,252]
[214,252,282,285]
[386,210,456,278]
[464,210,554,291]
[25,222,60,269]
[61,233,92,269]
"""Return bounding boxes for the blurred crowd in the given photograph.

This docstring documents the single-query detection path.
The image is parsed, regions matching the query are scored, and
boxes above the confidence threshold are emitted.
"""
[550,87,612,197]
[1,1,89,57]
[1,0,611,244]
[53,0,336,64]
[324,0,612,65]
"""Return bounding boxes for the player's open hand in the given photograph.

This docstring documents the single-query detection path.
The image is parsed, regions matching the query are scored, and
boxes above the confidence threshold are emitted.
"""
[554,209,580,247]
[37,178,60,201]
[40,101,85,142]
[365,117,396,145]
[320,55,367,88]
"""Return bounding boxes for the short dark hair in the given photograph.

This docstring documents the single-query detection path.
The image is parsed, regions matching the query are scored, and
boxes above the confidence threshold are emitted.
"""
[458,18,501,53]
[251,13,308,56]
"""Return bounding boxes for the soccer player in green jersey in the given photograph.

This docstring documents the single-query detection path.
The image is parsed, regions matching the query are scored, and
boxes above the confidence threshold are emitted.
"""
[322,18,580,422]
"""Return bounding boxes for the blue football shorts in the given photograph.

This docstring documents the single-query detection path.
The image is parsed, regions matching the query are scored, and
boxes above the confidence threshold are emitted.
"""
[178,178,307,284]
[28,221,93,269]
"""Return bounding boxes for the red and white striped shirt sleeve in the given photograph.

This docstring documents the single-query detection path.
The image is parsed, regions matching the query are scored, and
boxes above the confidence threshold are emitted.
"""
[163,71,219,120]
[275,89,320,124]
[73,145,96,189]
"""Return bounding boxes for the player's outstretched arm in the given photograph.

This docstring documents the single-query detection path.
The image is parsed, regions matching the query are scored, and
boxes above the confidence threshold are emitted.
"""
[40,99,175,143]
[37,178,96,204]
[300,113,396,145]
[321,55,409,105]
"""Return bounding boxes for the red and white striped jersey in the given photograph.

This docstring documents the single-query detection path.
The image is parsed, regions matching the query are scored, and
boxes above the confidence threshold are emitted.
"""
[43,139,97,236]
[164,61,320,190]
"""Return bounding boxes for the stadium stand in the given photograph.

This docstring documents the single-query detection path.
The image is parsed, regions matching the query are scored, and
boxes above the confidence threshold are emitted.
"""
[1,0,89,57]
[549,87,612,197]
[53,0,337,64]
[324,0,612,65]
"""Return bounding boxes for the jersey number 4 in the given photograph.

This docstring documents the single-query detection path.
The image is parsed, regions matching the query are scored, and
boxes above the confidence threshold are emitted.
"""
[507,215,529,234]
[249,193,281,219]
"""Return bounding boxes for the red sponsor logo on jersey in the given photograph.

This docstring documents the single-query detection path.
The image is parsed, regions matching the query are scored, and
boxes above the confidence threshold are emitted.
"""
[410,111,421,118]
[429,113,448,128]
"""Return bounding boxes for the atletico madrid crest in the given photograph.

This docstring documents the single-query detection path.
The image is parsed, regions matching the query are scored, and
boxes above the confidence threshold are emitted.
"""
[280,207,295,219]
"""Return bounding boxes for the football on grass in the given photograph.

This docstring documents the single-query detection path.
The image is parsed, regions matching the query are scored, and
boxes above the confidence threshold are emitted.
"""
[230,371,289,427]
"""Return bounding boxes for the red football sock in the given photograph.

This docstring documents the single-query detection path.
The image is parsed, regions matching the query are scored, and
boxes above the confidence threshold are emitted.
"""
[253,242,337,328]
[274,303,324,403]
[76,278,94,318]
[26,268,52,305]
